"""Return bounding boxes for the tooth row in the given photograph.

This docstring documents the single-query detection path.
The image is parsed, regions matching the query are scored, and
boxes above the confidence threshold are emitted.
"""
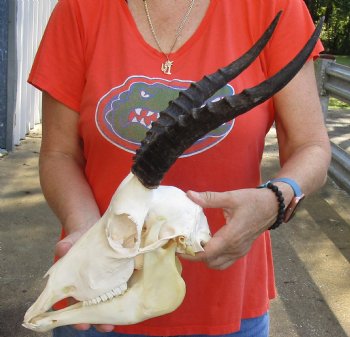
[83,283,127,306]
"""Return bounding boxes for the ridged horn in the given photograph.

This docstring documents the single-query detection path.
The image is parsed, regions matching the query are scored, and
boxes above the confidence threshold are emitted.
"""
[132,15,324,188]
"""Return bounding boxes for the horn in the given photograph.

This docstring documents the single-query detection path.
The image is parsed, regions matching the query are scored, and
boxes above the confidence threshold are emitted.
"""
[132,15,324,189]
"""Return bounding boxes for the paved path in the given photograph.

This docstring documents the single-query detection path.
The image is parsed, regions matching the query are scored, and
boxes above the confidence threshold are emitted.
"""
[264,126,350,337]
[0,123,349,337]
[327,109,350,155]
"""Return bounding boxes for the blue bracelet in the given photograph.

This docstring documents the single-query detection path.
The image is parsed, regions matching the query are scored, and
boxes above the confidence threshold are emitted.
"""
[259,178,305,225]
[267,178,303,197]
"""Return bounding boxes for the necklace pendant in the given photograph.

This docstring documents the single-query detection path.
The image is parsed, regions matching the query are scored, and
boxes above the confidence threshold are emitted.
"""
[161,60,174,75]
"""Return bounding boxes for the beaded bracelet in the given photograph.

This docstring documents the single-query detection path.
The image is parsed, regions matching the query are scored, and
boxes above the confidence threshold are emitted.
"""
[258,182,286,230]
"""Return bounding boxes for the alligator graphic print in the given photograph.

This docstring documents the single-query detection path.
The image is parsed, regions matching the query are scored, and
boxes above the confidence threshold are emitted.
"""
[95,75,235,157]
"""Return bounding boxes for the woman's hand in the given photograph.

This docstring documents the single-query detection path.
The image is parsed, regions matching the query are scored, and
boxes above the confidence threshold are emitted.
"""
[186,187,284,270]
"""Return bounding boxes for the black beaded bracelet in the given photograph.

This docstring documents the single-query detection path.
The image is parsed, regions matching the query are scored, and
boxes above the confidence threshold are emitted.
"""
[259,182,285,230]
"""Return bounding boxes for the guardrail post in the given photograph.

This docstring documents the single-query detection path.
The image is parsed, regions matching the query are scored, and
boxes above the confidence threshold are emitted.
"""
[315,54,336,119]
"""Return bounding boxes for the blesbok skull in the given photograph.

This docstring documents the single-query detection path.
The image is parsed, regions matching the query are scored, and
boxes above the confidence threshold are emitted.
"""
[23,173,211,332]
[23,12,323,332]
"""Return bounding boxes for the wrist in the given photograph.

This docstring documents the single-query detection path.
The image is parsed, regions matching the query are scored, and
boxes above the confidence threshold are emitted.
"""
[258,182,285,229]
[273,182,294,206]
[262,177,305,223]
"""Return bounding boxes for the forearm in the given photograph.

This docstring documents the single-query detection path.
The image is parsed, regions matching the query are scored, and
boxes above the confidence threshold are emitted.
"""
[271,61,332,201]
[39,92,101,234]
[275,140,331,198]
[39,151,101,235]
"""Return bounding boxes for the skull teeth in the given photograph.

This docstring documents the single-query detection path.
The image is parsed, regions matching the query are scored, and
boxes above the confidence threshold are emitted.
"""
[83,283,128,306]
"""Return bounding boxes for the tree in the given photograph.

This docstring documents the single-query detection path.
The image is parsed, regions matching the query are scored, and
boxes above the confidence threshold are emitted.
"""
[304,0,350,54]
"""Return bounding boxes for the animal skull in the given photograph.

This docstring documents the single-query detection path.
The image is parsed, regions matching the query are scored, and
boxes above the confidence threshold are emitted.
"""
[23,173,211,332]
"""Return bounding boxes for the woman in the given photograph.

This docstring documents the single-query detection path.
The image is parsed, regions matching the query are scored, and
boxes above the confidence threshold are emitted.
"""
[29,0,331,336]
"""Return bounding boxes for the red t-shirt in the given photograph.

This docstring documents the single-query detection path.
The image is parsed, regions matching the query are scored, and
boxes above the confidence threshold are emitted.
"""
[29,0,323,335]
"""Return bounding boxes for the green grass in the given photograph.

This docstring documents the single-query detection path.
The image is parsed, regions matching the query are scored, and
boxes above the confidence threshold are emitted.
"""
[328,55,350,109]
[329,97,349,109]
[335,55,350,66]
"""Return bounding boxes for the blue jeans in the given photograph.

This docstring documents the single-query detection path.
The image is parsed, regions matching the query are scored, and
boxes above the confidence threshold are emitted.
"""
[52,312,269,337]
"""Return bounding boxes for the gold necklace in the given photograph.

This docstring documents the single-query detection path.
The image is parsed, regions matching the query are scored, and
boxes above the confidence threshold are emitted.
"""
[143,0,195,75]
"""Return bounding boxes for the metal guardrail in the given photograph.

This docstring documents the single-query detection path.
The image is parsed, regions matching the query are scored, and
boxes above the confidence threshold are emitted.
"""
[324,62,350,104]
[328,143,350,193]
[315,55,350,193]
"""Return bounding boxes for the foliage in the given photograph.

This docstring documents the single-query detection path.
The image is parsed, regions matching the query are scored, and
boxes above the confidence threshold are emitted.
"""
[304,0,350,55]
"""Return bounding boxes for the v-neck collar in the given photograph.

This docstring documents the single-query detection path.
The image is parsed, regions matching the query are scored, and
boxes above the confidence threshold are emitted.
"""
[120,0,219,61]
